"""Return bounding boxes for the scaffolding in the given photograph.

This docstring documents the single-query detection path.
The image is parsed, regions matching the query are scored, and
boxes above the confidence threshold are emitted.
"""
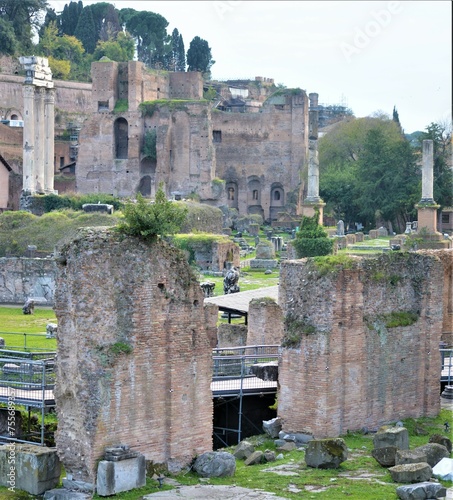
[0,350,56,446]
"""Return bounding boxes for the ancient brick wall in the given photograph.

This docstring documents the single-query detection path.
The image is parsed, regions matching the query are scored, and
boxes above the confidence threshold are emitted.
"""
[169,72,203,99]
[212,93,308,221]
[54,228,215,483]
[278,252,445,438]
[0,74,92,118]
[247,298,283,346]
[0,257,56,304]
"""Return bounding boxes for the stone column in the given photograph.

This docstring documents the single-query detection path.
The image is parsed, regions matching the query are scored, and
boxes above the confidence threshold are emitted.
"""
[34,87,46,193]
[420,140,434,203]
[302,92,325,224]
[44,89,56,193]
[22,85,35,193]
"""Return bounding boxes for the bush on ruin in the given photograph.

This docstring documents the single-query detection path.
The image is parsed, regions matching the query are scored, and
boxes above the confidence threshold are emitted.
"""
[116,185,188,242]
[293,211,334,258]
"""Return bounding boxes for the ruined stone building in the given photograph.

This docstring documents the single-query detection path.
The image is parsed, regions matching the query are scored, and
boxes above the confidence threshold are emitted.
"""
[0,56,315,221]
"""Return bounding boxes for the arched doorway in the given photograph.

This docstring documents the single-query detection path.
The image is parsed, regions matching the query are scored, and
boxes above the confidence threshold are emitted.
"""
[114,118,128,159]
[138,157,156,197]
[270,183,285,221]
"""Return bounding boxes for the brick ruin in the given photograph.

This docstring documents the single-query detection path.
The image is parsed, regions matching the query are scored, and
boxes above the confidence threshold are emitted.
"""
[75,60,311,221]
[277,250,452,438]
[53,228,217,483]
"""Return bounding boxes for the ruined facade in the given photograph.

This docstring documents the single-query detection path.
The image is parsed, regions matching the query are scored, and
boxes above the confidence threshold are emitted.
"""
[54,228,217,483]
[75,61,311,221]
[277,251,450,438]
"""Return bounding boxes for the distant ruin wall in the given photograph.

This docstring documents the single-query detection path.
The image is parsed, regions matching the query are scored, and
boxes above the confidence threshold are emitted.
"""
[54,228,215,483]
[247,298,283,346]
[0,257,56,304]
[278,251,446,438]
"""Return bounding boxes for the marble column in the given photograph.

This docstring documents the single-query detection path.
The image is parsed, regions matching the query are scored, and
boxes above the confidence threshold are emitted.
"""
[34,87,46,193]
[420,140,434,203]
[305,93,320,203]
[44,88,56,193]
[22,85,35,193]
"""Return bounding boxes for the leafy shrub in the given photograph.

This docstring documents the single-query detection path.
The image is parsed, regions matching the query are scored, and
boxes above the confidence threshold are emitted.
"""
[116,185,188,241]
[293,211,334,258]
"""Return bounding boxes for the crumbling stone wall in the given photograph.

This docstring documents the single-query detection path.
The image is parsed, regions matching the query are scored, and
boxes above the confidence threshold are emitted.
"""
[247,297,283,345]
[278,251,445,438]
[54,228,215,483]
[0,257,56,304]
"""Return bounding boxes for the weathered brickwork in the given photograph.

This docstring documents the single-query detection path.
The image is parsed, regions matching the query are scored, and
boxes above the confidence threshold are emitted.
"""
[0,257,56,304]
[278,251,446,438]
[54,228,215,483]
[247,298,283,346]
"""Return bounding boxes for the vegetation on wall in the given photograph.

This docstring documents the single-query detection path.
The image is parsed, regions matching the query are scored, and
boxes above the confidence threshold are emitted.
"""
[293,211,334,258]
[116,184,188,242]
[0,209,119,257]
[142,129,157,160]
[282,315,317,348]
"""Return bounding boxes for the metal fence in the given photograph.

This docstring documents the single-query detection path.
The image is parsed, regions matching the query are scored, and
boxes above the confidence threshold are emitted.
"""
[441,348,453,386]
[0,353,56,446]
[0,331,56,352]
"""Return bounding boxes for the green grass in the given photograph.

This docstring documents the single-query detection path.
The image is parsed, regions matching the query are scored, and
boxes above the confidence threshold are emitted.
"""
[89,409,451,499]
[0,306,57,351]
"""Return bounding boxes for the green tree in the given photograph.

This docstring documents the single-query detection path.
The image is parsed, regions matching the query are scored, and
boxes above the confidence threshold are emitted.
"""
[116,185,188,241]
[355,127,418,231]
[187,36,214,74]
[0,16,17,55]
[74,5,96,53]
[93,31,134,62]
[319,116,418,232]
[124,10,171,68]
[91,2,121,42]
[169,28,185,71]
[418,122,453,210]
[59,0,83,36]
[293,211,334,258]
[0,0,47,52]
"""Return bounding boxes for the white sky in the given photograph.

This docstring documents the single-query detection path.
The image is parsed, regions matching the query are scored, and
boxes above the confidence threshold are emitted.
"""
[48,0,452,133]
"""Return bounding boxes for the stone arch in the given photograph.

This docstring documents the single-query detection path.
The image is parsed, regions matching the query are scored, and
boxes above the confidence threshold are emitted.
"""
[270,182,285,220]
[247,176,261,206]
[138,157,156,197]
[226,181,238,209]
[114,117,128,159]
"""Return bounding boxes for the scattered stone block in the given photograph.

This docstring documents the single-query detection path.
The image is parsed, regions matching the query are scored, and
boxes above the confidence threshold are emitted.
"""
[395,449,427,466]
[263,417,282,438]
[373,425,409,451]
[193,451,236,478]
[244,451,264,466]
[263,450,276,463]
[432,457,453,481]
[233,441,255,460]
[277,442,297,452]
[305,438,348,469]
[82,203,113,214]
[96,455,146,496]
[0,443,61,495]
[429,434,452,454]
[44,489,92,499]
[279,431,313,445]
[251,362,278,381]
[411,443,449,467]
[396,481,446,500]
[371,446,398,467]
[388,463,432,484]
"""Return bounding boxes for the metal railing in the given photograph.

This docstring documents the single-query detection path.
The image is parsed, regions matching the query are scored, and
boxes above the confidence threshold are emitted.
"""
[0,331,56,352]
[0,354,56,446]
[440,348,453,385]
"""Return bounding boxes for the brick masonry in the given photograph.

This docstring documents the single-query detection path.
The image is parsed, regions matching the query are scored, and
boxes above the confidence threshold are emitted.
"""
[277,251,449,438]
[247,298,283,346]
[53,228,215,483]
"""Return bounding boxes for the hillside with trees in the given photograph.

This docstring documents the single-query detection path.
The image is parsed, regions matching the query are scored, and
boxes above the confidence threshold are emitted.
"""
[0,0,214,81]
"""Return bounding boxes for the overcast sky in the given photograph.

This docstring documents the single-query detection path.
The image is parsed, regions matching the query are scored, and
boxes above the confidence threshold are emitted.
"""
[48,0,452,133]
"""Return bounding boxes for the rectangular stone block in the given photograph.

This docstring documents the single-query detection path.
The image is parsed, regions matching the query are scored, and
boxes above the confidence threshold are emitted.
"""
[0,443,61,495]
[96,455,146,496]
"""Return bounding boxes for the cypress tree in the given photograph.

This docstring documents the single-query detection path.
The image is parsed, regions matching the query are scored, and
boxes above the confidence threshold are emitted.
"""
[74,5,96,54]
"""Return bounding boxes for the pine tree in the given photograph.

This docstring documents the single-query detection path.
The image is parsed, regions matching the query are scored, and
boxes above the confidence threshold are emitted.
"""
[74,5,96,54]
[187,36,214,74]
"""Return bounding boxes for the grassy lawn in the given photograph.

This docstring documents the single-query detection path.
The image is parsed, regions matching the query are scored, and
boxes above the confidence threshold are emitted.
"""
[0,306,57,351]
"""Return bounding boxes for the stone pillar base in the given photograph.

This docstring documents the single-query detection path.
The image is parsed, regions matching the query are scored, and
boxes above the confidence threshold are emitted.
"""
[301,201,326,225]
